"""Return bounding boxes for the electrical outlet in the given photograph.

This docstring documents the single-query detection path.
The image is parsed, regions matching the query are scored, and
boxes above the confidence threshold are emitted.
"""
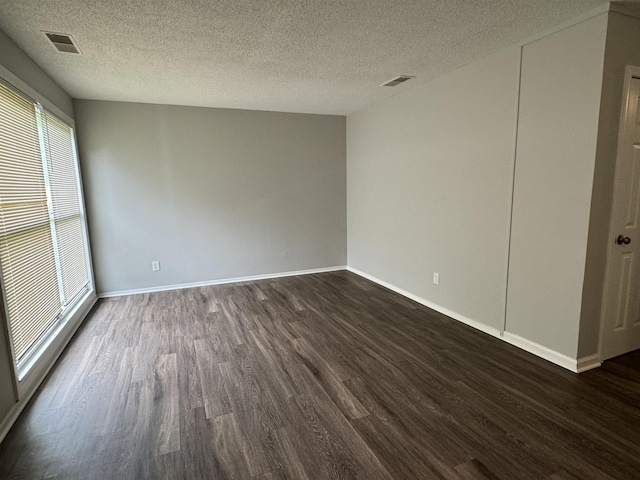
[433,272,439,285]
[152,260,161,272]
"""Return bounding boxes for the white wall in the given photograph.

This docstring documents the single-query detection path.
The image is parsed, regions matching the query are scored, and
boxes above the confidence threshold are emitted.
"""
[74,100,347,295]
[505,15,607,358]
[348,46,521,332]
[579,12,640,357]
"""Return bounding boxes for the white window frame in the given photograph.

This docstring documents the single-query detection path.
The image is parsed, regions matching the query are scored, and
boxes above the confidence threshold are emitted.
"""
[0,65,96,399]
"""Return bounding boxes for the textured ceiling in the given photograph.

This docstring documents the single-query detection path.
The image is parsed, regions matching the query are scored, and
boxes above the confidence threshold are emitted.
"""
[0,0,625,115]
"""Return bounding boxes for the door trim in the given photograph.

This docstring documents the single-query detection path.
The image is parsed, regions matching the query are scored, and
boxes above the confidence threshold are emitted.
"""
[597,64,640,362]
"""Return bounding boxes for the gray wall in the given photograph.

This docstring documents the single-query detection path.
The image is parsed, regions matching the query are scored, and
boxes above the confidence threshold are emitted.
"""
[347,13,610,361]
[505,15,607,357]
[347,46,520,331]
[0,29,73,431]
[74,101,347,295]
[0,29,72,117]
[579,12,640,357]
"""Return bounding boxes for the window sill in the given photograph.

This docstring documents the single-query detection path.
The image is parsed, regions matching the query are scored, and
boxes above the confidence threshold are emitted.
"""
[16,288,97,396]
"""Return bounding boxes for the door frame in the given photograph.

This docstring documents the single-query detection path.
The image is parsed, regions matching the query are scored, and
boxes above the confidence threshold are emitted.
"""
[598,64,640,362]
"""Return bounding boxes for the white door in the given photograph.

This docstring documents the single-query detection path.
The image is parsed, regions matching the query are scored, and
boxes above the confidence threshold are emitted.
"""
[601,70,640,360]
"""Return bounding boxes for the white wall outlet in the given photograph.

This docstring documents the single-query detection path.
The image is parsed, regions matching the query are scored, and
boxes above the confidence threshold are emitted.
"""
[152,260,161,272]
[433,272,439,285]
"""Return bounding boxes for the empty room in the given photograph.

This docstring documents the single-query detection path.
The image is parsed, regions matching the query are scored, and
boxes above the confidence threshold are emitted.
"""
[0,0,639,479]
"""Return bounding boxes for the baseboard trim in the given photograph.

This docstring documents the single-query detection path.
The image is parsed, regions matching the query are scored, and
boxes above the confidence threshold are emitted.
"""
[575,353,602,373]
[346,266,597,374]
[501,332,582,372]
[99,265,600,374]
[98,266,348,298]
[346,267,502,339]
[0,292,98,444]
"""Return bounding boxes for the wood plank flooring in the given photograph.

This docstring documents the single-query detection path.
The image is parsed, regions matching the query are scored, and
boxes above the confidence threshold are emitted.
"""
[0,270,639,479]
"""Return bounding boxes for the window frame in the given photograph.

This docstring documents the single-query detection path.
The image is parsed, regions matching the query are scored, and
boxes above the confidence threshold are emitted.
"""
[0,65,96,396]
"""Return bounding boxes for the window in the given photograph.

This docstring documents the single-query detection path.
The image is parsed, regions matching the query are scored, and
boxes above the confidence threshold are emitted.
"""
[0,80,92,377]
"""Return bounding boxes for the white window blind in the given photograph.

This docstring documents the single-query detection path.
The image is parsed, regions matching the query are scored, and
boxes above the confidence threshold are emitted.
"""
[41,111,89,305]
[0,81,90,364]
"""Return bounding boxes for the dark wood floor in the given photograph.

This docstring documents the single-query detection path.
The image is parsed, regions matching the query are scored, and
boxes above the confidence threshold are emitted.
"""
[0,271,639,479]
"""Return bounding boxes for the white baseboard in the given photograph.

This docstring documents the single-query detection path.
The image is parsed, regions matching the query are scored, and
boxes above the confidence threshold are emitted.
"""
[575,353,602,373]
[493,331,601,373]
[346,267,502,339]
[98,266,347,298]
[346,266,598,374]
[501,332,582,372]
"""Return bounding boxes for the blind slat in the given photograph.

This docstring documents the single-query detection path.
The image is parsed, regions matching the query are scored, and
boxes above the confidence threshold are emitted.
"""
[0,81,90,361]
[41,112,89,304]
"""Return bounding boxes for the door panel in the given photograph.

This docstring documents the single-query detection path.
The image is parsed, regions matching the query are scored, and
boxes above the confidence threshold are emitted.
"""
[602,74,640,360]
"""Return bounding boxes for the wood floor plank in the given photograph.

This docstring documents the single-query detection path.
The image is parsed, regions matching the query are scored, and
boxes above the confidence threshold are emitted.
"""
[252,469,287,480]
[218,356,281,476]
[0,271,639,479]
[211,413,253,479]
[351,414,463,480]
[193,338,232,419]
[181,406,229,480]
[269,426,314,480]
[283,368,394,480]
[290,337,369,420]
[455,459,501,480]
[247,320,296,400]
[153,353,180,456]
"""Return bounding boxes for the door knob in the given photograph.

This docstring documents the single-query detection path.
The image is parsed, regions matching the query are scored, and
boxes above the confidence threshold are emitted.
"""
[616,235,631,245]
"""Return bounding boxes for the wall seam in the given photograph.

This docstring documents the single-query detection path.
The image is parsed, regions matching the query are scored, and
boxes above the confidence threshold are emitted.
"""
[502,45,524,334]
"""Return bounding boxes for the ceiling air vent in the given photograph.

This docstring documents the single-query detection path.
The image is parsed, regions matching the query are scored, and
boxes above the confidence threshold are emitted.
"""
[43,32,82,54]
[380,75,414,87]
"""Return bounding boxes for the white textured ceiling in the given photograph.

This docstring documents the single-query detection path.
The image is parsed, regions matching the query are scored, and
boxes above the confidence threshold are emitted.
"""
[0,0,623,115]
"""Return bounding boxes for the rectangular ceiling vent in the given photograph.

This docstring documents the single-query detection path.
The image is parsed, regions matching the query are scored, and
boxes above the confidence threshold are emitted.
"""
[381,75,414,87]
[43,32,83,54]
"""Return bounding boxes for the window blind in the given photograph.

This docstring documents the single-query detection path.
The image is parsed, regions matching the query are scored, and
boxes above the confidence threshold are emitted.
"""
[0,83,61,360]
[0,81,90,365]
[41,111,89,305]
